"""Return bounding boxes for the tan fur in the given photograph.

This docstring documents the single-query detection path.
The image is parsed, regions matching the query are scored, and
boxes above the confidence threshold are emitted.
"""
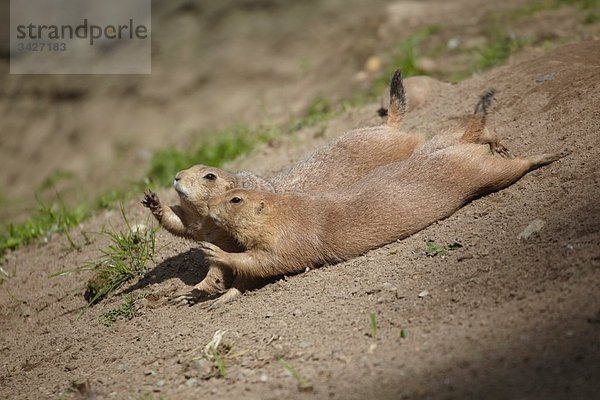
[200,102,566,284]
[143,69,425,304]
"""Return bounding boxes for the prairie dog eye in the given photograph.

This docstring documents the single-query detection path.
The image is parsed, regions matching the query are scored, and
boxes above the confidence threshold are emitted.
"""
[204,173,217,181]
[230,196,242,204]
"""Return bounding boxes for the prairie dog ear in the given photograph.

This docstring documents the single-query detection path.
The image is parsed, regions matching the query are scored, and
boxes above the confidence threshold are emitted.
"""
[225,179,236,190]
[255,200,265,214]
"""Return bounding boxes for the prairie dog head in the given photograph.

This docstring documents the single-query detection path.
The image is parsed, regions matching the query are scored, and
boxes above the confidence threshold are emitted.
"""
[207,189,270,247]
[173,165,237,215]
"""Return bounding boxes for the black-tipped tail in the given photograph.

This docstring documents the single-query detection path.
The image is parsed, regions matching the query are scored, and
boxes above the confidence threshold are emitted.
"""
[387,69,407,127]
[474,88,496,116]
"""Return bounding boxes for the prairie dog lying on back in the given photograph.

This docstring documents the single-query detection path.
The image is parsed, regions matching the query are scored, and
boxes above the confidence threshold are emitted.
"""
[199,90,566,297]
[143,69,428,303]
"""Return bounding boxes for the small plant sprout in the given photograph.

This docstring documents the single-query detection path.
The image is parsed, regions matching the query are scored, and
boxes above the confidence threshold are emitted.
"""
[201,330,233,378]
[426,240,463,256]
[400,329,408,339]
[279,358,312,391]
[370,312,378,338]
[425,240,445,257]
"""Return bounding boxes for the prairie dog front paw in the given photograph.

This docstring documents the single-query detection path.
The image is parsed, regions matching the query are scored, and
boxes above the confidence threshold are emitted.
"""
[142,190,163,220]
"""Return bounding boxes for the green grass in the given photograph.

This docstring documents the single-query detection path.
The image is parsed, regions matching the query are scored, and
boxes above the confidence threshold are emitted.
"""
[0,198,90,258]
[147,125,281,187]
[425,240,463,256]
[472,29,528,72]
[425,240,446,257]
[400,328,408,339]
[288,96,335,131]
[212,350,227,378]
[367,25,440,99]
[0,185,149,260]
[99,291,147,326]
[279,358,310,389]
[584,11,599,23]
[370,312,378,338]
[37,169,75,192]
[53,206,157,305]
[201,330,235,379]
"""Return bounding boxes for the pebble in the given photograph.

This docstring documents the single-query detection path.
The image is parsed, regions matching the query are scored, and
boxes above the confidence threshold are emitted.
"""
[447,36,462,49]
[364,55,382,73]
[381,282,398,292]
[535,72,557,83]
[518,219,545,240]
[418,290,430,298]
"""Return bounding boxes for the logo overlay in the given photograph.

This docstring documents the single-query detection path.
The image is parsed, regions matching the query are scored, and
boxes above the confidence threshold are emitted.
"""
[10,0,151,74]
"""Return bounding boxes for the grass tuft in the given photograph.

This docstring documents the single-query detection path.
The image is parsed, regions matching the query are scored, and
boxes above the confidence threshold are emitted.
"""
[53,206,157,305]
[279,358,311,390]
[426,240,464,256]
[99,291,147,326]
[425,240,446,257]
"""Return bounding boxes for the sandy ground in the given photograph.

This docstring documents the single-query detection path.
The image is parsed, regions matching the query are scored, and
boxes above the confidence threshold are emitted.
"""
[2,0,600,399]
[1,38,599,400]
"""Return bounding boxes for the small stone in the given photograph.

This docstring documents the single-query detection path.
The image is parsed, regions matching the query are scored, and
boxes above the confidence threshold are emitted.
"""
[259,373,268,382]
[144,370,154,376]
[368,343,378,354]
[364,56,382,73]
[518,219,545,240]
[292,309,302,317]
[535,72,557,83]
[381,282,397,292]
[156,380,165,387]
[447,36,462,50]
[418,290,430,298]
[265,312,274,318]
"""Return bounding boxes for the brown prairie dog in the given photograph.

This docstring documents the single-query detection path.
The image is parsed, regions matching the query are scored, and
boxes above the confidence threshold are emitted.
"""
[143,69,427,301]
[200,90,566,282]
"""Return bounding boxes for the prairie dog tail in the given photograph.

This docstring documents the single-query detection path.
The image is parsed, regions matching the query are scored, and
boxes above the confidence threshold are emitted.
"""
[387,69,407,127]
[461,88,512,157]
[474,88,496,118]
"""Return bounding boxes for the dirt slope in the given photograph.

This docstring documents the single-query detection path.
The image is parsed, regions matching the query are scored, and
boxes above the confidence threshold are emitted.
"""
[0,40,598,400]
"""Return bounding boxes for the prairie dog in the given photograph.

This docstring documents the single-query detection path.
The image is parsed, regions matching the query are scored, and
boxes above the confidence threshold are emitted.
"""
[143,69,426,302]
[200,90,566,284]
